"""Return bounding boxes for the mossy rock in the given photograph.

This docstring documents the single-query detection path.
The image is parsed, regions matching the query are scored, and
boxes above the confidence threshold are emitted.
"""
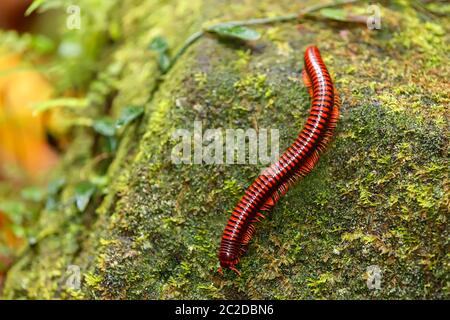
[3,0,448,299]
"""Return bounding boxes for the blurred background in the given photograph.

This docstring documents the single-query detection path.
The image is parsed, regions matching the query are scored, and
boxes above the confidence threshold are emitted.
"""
[0,0,53,290]
[0,0,111,290]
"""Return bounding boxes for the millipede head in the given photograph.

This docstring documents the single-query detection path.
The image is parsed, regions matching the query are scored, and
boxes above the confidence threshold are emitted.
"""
[218,252,241,276]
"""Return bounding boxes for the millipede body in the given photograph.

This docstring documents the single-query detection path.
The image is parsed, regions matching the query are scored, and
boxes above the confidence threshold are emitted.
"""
[218,46,341,275]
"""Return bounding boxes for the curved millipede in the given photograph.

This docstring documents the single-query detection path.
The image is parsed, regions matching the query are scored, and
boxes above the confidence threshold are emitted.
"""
[218,46,341,275]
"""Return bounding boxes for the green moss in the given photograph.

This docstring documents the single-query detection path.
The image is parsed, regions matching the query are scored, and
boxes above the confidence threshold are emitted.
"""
[3,0,448,299]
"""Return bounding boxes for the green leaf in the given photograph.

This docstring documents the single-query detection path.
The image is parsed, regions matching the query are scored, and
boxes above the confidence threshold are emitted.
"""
[32,98,88,115]
[319,8,367,23]
[0,201,26,219]
[148,37,172,73]
[93,117,116,137]
[149,36,169,53]
[158,53,172,73]
[206,24,261,41]
[25,0,46,16]
[45,178,66,210]
[26,0,66,16]
[90,175,109,189]
[105,136,118,153]
[31,35,55,54]
[21,186,44,202]
[11,224,26,238]
[74,181,96,212]
[48,178,66,195]
[319,8,348,21]
[115,106,144,129]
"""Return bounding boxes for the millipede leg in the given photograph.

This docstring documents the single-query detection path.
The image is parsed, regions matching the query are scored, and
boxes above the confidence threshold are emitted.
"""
[302,69,314,98]
[230,266,241,276]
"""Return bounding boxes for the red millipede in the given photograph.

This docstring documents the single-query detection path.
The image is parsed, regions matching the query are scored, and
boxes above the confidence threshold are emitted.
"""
[218,46,341,275]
